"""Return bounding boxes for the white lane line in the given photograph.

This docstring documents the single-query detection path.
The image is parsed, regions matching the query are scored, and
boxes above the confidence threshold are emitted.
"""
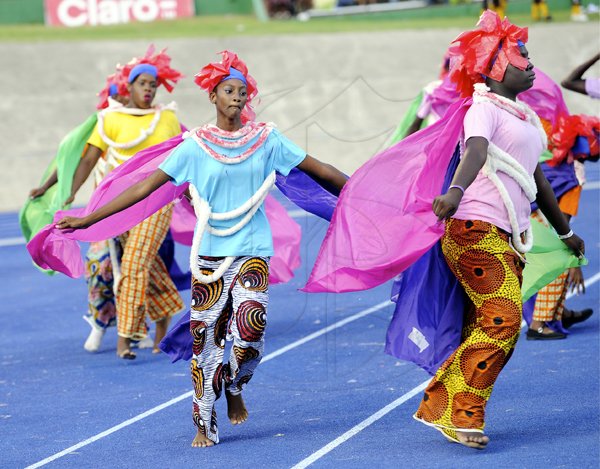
[25,393,192,469]
[291,381,429,469]
[25,300,392,469]
[292,272,600,468]
[0,237,25,247]
[583,181,600,191]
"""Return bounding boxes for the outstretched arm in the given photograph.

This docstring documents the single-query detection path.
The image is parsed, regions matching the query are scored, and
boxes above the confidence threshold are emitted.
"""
[64,144,104,205]
[56,169,172,230]
[534,164,585,257]
[405,116,425,138]
[296,155,348,196]
[561,53,600,96]
[432,136,488,221]
[29,169,59,199]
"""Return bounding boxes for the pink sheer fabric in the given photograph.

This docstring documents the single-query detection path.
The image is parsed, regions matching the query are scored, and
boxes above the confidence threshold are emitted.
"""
[303,99,472,293]
[27,134,301,284]
[520,67,569,127]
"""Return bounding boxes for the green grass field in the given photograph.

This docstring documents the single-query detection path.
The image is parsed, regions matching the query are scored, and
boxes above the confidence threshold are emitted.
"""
[0,7,595,43]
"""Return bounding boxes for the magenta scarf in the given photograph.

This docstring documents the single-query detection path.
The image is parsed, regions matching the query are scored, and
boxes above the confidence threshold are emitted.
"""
[303,99,472,293]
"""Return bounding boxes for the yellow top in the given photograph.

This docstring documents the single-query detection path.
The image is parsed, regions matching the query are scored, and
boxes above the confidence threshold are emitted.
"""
[87,109,181,165]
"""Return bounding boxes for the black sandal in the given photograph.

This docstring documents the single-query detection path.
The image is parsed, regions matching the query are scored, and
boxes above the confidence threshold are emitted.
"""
[526,326,566,340]
[561,308,593,329]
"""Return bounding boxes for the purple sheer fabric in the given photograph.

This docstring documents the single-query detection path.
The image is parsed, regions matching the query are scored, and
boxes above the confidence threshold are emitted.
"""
[385,145,466,374]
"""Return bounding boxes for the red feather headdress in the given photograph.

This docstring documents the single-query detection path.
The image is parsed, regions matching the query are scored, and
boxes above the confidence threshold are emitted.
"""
[120,45,183,93]
[448,11,529,97]
[194,50,258,124]
[96,67,128,110]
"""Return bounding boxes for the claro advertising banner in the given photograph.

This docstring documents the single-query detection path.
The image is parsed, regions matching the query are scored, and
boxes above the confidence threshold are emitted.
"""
[44,0,195,27]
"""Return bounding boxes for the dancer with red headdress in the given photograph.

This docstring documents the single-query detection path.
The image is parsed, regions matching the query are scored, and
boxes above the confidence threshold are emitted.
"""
[61,46,186,359]
[52,51,347,447]
[23,65,135,353]
[304,11,585,448]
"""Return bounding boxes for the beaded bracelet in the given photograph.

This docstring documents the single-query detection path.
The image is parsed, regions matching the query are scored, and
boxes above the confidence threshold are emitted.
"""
[557,229,574,240]
[448,185,466,196]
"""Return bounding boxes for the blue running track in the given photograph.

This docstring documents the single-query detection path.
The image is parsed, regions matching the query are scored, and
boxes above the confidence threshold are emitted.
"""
[1,164,598,468]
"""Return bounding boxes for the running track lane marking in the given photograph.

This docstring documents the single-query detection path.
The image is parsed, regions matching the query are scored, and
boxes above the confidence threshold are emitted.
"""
[0,237,25,247]
[24,300,393,469]
[291,272,600,469]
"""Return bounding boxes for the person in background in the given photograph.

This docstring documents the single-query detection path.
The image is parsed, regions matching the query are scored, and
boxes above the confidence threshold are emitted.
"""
[561,53,600,98]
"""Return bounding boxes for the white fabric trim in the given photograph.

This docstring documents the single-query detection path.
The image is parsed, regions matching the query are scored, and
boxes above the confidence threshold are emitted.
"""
[96,102,177,150]
[188,172,276,284]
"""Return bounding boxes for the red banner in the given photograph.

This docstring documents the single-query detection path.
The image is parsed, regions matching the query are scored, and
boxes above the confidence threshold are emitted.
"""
[44,0,195,27]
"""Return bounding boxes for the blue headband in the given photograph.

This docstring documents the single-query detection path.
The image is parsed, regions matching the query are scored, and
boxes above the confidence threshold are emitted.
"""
[128,64,158,84]
[219,67,247,86]
[108,83,118,96]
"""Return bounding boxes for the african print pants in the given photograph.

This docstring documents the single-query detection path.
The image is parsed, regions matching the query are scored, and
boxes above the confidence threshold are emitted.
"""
[85,240,120,330]
[190,256,269,444]
[415,219,524,432]
[116,204,184,340]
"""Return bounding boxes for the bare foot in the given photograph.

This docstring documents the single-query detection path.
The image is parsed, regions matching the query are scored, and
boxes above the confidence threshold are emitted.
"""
[117,336,136,360]
[153,317,171,353]
[226,391,248,425]
[455,430,490,449]
[191,430,215,448]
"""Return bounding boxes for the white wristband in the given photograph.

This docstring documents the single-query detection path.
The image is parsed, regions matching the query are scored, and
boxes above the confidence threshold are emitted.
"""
[557,229,574,240]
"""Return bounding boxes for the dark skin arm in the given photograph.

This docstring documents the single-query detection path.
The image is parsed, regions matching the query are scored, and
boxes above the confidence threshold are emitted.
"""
[533,164,585,256]
[561,53,600,96]
[29,169,59,199]
[56,169,171,230]
[432,136,488,220]
[56,154,347,231]
[296,154,347,196]
[433,137,585,257]
[63,144,104,205]
[405,116,425,138]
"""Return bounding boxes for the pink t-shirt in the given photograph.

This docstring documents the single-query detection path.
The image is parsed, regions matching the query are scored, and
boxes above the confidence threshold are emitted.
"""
[585,78,600,99]
[453,101,543,234]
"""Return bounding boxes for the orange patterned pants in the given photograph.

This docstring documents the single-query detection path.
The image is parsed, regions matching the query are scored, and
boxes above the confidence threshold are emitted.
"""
[116,204,184,339]
[415,219,524,437]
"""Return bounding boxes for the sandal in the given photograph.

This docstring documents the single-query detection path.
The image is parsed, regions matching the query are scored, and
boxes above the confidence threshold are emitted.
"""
[413,414,487,449]
[562,308,593,329]
[117,349,137,360]
[526,326,566,340]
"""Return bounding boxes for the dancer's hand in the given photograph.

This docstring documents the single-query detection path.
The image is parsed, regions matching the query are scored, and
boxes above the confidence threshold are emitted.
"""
[567,266,586,295]
[562,232,585,260]
[432,188,462,221]
[55,216,89,230]
[63,194,75,206]
[29,187,47,199]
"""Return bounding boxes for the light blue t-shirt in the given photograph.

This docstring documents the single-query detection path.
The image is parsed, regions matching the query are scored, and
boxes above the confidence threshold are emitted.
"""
[159,127,306,256]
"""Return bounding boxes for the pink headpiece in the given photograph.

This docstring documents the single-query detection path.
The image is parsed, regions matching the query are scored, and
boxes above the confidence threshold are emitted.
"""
[448,10,529,98]
[194,50,258,124]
